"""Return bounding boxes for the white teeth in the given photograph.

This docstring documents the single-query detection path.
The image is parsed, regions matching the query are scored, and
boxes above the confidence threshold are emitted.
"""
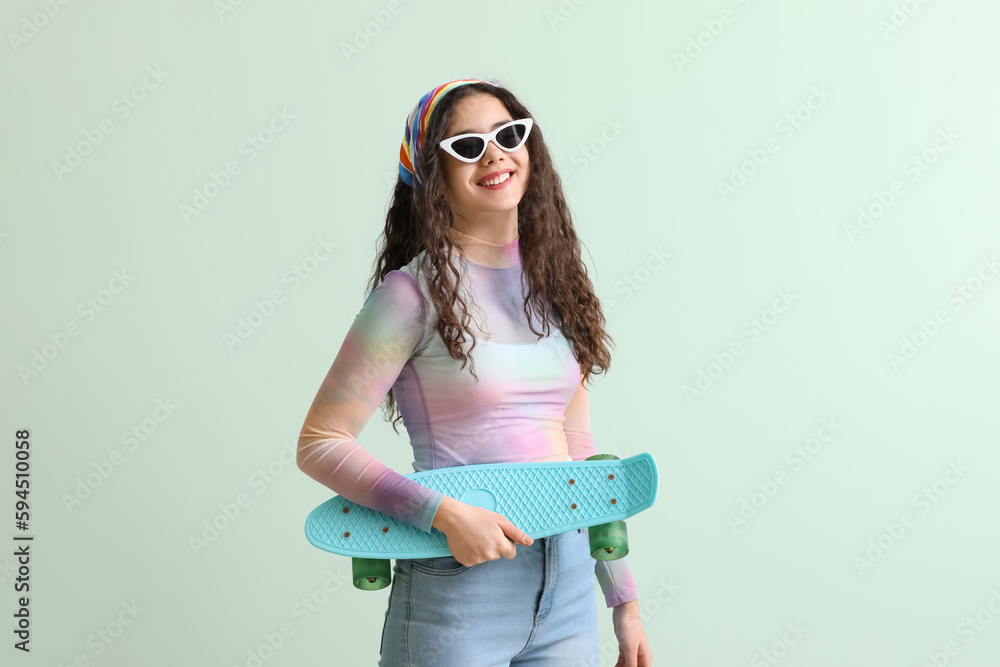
[479,172,511,187]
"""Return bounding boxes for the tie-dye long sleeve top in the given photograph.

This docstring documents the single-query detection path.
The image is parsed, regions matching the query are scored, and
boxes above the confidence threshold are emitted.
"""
[297,226,638,608]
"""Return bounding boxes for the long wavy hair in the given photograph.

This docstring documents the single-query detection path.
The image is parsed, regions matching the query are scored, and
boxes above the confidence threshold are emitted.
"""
[368,81,614,432]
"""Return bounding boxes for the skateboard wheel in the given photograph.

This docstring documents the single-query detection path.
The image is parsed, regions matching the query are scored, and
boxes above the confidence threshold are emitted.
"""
[587,520,629,561]
[351,557,391,590]
[584,454,627,559]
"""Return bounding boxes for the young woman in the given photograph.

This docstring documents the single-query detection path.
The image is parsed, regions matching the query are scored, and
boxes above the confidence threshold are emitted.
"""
[297,78,652,667]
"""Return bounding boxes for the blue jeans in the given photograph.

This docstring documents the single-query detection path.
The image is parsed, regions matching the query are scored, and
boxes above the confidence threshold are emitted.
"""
[378,527,599,667]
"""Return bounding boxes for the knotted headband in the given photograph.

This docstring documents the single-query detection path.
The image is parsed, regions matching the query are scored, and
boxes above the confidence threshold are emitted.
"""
[398,78,497,188]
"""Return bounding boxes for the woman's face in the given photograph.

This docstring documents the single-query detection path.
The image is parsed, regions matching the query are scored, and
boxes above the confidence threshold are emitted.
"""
[439,94,530,223]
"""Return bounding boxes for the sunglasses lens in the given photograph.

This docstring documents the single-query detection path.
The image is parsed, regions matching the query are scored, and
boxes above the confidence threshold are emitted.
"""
[496,122,528,150]
[451,137,486,160]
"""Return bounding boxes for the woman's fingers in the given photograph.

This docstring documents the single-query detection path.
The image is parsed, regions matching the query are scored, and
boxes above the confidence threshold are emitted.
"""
[443,505,536,564]
[498,514,534,547]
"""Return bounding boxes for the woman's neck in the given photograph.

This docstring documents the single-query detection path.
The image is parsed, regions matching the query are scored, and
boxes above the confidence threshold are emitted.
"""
[445,225,520,269]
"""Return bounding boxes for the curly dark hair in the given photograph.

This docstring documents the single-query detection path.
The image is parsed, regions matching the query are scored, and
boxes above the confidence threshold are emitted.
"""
[368,80,614,432]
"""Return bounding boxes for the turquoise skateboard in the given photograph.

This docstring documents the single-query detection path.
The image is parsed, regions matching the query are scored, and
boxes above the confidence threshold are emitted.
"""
[304,453,658,590]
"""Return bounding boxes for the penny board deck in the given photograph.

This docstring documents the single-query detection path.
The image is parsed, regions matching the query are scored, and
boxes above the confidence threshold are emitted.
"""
[304,453,658,559]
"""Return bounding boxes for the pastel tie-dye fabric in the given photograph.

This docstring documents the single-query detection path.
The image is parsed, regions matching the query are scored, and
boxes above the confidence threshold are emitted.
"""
[298,226,638,607]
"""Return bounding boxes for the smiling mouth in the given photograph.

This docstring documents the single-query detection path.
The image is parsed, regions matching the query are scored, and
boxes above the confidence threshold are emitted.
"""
[477,172,513,188]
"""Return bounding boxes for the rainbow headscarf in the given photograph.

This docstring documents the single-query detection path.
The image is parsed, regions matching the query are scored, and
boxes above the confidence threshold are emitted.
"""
[398,78,496,188]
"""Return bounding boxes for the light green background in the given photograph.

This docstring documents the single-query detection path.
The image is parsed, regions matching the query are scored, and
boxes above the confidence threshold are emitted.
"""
[3,1,999,665]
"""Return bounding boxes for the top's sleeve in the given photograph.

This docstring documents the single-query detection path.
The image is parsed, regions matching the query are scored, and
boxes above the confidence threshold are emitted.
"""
[297,270,446,534]
[564,378,640,608]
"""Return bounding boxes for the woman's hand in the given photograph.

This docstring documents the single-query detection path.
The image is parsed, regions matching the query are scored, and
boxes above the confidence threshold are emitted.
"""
[431,496,534,566]
[612,599,652,667]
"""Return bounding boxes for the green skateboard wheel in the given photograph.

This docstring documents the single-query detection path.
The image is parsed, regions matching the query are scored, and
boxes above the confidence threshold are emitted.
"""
[351,557,391,590]
[585,454,628,560]
[588,519,629,560]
